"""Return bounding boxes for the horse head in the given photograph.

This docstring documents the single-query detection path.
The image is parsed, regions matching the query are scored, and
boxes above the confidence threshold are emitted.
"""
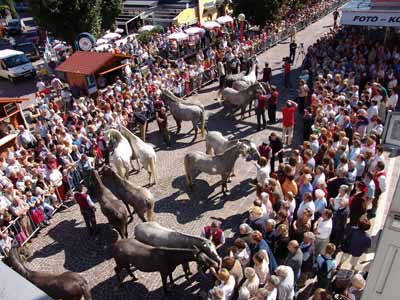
[161,89,179,104]
[5,246,29,277]
[239,139,259,161]
[198,239,221,265]
[193,245,219,273]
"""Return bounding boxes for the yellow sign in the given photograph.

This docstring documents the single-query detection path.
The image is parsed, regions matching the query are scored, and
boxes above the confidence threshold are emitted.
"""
[173,8,198,26]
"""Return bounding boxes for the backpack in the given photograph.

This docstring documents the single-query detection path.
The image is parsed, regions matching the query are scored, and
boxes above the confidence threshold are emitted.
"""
[316,255,334,279]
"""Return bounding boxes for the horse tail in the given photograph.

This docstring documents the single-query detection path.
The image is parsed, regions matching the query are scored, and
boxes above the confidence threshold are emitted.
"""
[200,110,206,138]
[146,199,155,222]
[81,278,92,300]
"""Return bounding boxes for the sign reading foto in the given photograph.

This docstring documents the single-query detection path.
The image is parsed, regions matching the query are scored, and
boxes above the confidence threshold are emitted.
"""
[341,11,400,27]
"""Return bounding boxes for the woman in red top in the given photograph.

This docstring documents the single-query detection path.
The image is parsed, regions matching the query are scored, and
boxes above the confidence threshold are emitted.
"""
[281,100,298,145]
[349,181,368,226]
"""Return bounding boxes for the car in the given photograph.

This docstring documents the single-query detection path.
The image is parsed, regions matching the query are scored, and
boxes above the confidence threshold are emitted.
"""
[21,17,38,32]
[0,49,36,83]
[6,19,22,36]
[19,30,40,45]
[15,42,40,61]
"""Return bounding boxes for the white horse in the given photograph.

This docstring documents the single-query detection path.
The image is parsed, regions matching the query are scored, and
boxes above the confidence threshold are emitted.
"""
[120,126,157,185]
[232,60,257,91]
[106,129,133,179]
[205,131,237,155]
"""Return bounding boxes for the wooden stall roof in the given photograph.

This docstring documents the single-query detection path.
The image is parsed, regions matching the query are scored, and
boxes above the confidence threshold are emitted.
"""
[56,51,116,75]
[0,97,30,104]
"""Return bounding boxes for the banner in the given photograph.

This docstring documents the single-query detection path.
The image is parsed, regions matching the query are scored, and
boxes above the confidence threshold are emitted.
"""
[341,11,400,27]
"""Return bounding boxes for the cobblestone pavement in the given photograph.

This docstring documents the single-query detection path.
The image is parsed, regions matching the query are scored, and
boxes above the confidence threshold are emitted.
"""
[25,13,337,300]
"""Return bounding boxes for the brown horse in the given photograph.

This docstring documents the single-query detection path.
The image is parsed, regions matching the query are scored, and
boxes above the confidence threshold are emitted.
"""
[101,166,155,223]
[89,169,129,239]
[5,247,92,300]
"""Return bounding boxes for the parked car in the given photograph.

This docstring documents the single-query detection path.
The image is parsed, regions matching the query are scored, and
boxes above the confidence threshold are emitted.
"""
[6,19,22,35]
[21,17,38,32]
[20,30,40,45]
[0,49,36,83]
[15,42,40,61]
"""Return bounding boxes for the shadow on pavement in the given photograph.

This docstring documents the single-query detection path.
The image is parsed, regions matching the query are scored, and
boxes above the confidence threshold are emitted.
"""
[28,220,118,272]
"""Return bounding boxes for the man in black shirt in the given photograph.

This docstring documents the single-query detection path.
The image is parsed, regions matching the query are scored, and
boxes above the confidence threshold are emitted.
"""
[333,10,340,28]
[289,39,297,64]
[262,62,272,83]
[269,132,283,173]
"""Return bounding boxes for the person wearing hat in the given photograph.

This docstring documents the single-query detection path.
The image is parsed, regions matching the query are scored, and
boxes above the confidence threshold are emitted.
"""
[281,100,298,146]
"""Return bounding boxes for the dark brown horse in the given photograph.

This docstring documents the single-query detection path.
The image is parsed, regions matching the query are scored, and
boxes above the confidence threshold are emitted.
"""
[101,166,155,223]
[89,169,129,239]
[112,238,218,293]
[5,247,92,300]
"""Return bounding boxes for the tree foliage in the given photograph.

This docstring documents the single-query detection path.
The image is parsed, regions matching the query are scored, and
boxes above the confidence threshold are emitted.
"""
[0,0,17,17]
[232,0,286,24]
[29,0,122,44]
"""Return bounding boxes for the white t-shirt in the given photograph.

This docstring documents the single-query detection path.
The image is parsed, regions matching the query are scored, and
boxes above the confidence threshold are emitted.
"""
[316,217,333,240]
[220,275,235,300]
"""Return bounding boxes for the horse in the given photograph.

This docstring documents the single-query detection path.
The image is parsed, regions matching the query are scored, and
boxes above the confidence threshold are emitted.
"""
[218,82,266,119]
[232,61,257,91]
[161,89,206,140]
[223,58,255,88]
[184,140,251,194]
[206,131,260,159]
[112,238,218,293]
[120,126,157,185]
[5,247,92,300]
[101,166,155,223]
[134,221,221,277]
[88,169,129,239]
[105,129,134,179]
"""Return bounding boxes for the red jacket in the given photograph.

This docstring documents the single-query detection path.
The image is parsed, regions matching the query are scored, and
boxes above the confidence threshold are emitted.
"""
[204,226,223,246]
[257,95,267,109]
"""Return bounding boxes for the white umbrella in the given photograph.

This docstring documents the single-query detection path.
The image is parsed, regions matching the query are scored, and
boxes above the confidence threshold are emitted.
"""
[96,38,108,46]
[94,44,112,52]
[216,15,234,24]
[203,21,221,30]
[102,32,121,40]
[138,25,155,32]
[184,26,206,35]
[167,32,189,42]
[53,43,68,51]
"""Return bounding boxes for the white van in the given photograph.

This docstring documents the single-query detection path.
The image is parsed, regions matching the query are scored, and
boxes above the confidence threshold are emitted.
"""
[0,49,36,82]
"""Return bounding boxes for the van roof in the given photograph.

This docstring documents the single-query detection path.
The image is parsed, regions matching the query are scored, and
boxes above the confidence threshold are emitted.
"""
[0,49,24,59]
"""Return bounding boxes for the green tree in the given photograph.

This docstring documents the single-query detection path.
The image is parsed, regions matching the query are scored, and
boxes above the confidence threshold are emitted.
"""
[29,0,122,44]
[232,0,286,25]
[0,0,17,18]
[100,0,122,32]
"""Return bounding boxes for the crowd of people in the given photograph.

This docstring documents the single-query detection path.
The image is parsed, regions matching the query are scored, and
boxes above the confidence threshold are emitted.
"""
[0,1,394,299]
[201,24,400,300]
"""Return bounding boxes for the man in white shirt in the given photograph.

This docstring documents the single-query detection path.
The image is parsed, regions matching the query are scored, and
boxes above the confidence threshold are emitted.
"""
[314,209,333,256]
[275,265,294,300]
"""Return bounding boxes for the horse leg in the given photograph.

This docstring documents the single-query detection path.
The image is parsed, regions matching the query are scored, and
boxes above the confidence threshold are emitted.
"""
[127,267,137,281]
[125,203,134,223]
[192,121,198,141]
[182,262,192,279]
[114,265,129,290]
[174,117,181,134]
[169,272,175,287]
[240,106,245,120]
[160,273,170,294]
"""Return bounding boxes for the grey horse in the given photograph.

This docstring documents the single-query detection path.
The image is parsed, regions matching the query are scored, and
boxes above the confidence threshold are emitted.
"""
[112,238,218,293]
[184,140,250,194]
[100,166,155,223]
[134,221,221,276]
[218,82,266,119]
[161,89,206,139]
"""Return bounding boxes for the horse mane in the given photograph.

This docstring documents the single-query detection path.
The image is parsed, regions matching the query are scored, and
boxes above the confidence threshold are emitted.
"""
[106,129,123,141]
[161,89,180,104]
